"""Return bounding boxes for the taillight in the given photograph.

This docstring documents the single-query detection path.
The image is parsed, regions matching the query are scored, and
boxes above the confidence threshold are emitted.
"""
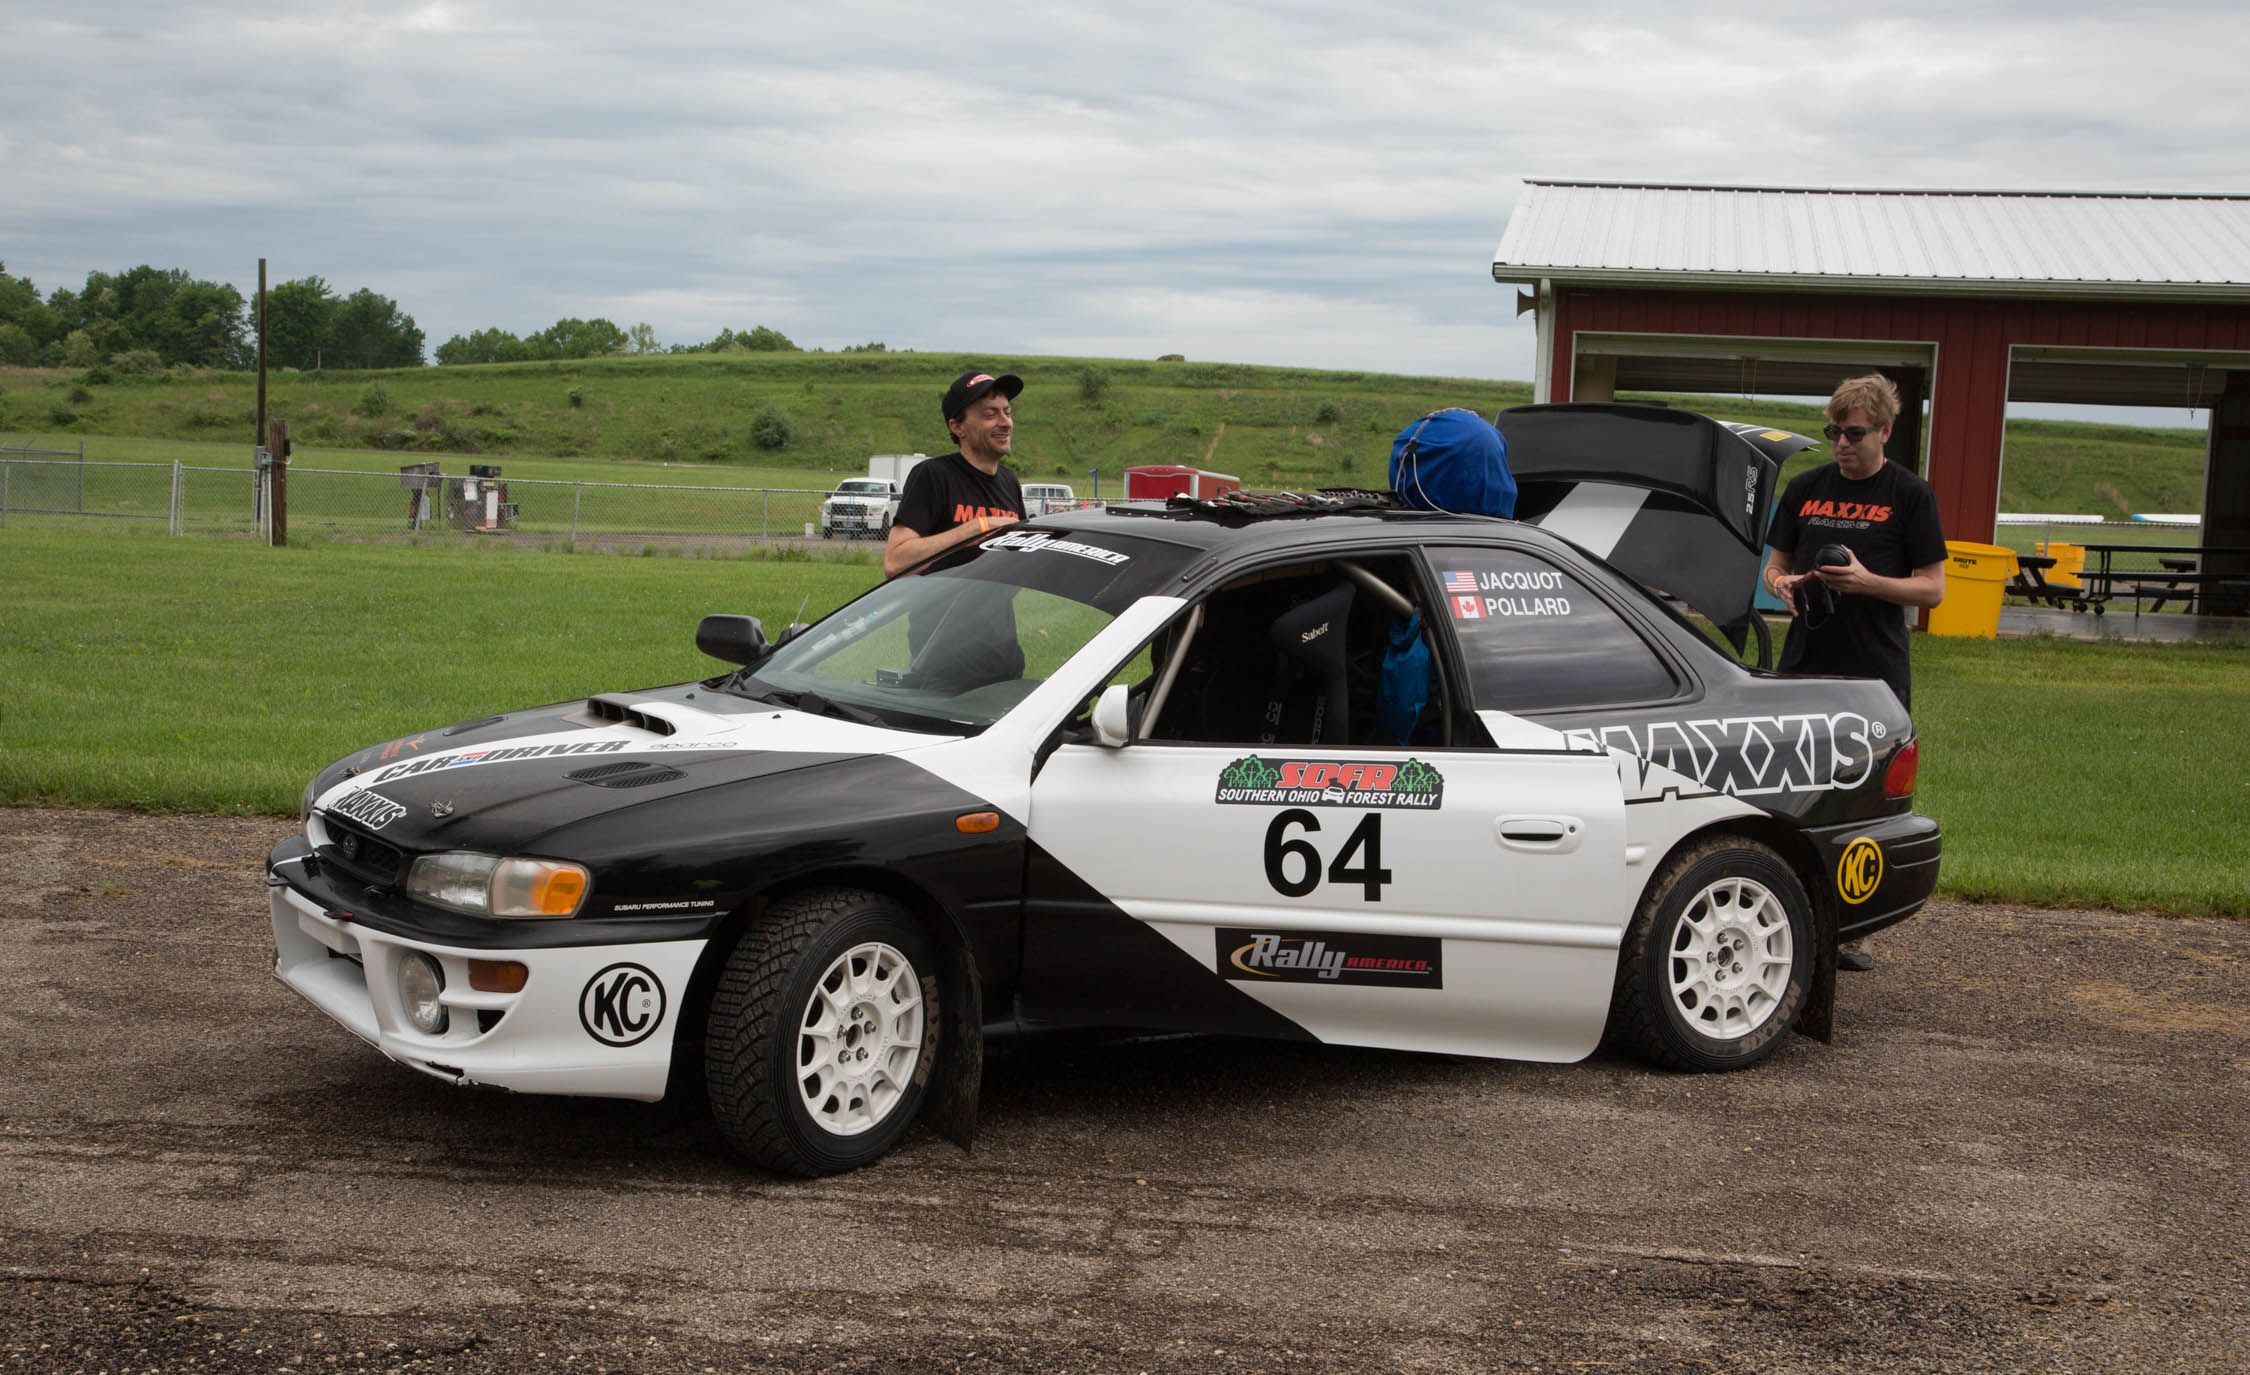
[1883,738,1920,798]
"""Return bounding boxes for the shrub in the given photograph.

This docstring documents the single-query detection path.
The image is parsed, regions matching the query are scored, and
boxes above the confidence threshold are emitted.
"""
[1078,366,1112,403]
[749,406,795,450]
[1315,400,1342,424]
[567,386,585,409]
[59,331,97,367]
[67,384,93,404]
[354,382,390,418]
[49,402,78,427]
[111,348,163,377]
[79,366,113,387]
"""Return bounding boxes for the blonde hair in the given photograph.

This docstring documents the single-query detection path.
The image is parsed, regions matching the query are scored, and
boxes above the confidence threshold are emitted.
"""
[1827,374,1901,429]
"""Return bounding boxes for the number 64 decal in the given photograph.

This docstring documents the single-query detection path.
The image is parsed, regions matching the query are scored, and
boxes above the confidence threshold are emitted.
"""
[1263,809,1392,901]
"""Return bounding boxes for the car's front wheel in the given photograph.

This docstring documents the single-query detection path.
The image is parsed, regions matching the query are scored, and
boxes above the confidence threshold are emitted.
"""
[1608,837,1811,1072]
[705,888,935,1175]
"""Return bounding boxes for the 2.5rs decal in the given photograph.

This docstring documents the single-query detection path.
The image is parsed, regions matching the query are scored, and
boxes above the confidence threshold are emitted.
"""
[580,963,666,1047]
[1264,810,1392,901]
[1837,837,1884,905]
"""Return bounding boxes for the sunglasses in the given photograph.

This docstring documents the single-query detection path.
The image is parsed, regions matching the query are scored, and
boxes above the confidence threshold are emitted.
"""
[1823,424,1877,443]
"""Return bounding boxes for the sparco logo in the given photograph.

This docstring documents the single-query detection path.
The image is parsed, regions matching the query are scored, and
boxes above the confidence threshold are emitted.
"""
[579,963,666,1047]
[329,788,406,831]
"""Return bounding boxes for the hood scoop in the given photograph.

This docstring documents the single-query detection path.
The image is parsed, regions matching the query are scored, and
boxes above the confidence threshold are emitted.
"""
[584,694,679,736]
[568,760,686,789]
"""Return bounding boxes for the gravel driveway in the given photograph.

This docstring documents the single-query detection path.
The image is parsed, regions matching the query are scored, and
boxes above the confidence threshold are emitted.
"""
[2,808,2243,1373]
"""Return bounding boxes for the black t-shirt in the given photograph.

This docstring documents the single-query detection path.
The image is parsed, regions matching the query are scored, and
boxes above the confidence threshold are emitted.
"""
[1768,460,1946,706]
[894,453,1024,538]
[894,453,1028,687]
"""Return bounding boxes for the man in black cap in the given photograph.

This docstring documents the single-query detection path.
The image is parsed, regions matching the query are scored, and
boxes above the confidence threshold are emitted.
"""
[882,370,1028,578]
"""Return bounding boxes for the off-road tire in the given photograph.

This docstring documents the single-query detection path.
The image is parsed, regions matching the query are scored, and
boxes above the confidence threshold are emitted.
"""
[705,888,935,1176]
[1608,837,1812,1072]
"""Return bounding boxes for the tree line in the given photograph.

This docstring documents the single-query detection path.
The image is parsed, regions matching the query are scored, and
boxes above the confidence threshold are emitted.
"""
[0,261,859,373]
[0,263,422,371]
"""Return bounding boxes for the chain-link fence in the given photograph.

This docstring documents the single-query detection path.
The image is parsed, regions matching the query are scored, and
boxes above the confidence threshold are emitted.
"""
[0,459,881,549]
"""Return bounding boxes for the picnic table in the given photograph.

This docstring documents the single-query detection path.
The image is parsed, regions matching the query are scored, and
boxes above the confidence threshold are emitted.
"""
[2072,543,2250,616]
[2003,553,2075,609]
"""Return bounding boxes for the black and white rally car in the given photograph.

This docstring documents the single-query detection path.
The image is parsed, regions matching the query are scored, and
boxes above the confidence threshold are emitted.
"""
[268,405,1940,1176]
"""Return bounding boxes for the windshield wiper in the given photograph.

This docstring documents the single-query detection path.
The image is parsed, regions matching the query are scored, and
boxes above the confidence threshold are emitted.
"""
[750,685,885,726]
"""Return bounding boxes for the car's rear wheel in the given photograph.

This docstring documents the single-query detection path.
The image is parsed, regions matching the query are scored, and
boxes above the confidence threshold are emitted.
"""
[705,888,934,1176]
[1608,837,1811,1072]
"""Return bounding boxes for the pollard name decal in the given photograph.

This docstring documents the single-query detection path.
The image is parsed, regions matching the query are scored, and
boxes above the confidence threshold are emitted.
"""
[1216,757,1444,809]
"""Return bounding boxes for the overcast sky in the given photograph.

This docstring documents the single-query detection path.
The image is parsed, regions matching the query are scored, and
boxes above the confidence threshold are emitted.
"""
[5,0,2248,412]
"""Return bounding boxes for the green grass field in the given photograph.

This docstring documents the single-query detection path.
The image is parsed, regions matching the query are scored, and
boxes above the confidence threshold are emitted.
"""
[2,348,2213,512]
[4,528,2245,916]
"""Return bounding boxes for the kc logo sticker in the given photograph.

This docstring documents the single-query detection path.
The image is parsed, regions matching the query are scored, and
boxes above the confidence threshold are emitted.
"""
[1837,837,1884,905]
[579,963,666,1047]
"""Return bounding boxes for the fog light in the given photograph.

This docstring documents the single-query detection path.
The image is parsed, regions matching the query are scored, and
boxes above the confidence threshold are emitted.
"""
[398,951,448,1035]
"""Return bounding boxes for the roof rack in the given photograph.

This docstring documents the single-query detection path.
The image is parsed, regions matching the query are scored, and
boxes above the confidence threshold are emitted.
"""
[1110,488,1407,524]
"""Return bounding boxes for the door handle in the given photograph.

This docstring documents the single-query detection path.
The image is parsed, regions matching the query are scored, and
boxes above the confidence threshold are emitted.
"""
[1496,814,1585,853]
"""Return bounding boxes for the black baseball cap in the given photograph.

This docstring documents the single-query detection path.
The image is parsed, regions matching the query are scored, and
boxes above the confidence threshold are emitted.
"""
[941,370,1023,422]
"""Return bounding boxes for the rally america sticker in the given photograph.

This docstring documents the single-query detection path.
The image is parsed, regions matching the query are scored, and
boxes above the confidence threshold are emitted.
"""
[1218,929,1443,989]
[1215,757,1444,809]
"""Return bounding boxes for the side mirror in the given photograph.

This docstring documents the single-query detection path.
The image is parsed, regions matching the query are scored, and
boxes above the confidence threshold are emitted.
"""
[1092,684,1134,748]
[696,614,770,666]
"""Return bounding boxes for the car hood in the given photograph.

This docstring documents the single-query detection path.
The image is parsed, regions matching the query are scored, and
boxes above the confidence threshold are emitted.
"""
[309,683,950,857]
[1499,403,1817,650]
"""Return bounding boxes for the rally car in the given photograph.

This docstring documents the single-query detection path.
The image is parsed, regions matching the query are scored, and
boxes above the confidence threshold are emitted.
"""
[268,404,1940,1176]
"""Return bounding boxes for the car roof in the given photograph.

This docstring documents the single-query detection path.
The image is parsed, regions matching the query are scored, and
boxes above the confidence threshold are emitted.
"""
[1032,499,1591,566]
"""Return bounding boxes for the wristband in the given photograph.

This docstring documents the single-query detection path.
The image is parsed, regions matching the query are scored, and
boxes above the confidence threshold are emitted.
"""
[978,517,989,533]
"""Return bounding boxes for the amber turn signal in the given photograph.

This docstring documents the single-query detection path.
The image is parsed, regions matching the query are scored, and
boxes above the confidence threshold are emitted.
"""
[468,959,530,993]
[955,811,1001,834]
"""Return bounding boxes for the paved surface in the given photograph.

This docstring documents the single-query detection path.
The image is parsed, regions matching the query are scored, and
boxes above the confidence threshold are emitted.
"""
[3,808,2245,1374]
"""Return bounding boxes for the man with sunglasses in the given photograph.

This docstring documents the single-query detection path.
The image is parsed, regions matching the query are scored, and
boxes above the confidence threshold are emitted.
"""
[1762,375,1946,970]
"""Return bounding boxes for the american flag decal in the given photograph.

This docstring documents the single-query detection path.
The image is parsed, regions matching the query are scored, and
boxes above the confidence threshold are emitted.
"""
[1442,569,1478,594]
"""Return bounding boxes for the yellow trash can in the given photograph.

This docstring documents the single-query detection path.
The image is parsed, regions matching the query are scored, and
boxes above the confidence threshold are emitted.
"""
[1928,540,2019,637]
[2037,539,2085,589]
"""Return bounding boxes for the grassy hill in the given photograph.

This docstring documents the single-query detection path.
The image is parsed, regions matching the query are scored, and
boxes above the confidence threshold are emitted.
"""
[0,350,2211,512]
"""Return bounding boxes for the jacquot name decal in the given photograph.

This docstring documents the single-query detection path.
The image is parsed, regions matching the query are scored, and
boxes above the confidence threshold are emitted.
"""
[375,739,629,782]
[1563,712,1875,797]
[1218,929,1443,989]
[1215,757,1444,809]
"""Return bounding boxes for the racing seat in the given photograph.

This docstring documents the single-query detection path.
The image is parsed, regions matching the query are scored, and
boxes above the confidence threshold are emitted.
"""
[1268,581,1356,747]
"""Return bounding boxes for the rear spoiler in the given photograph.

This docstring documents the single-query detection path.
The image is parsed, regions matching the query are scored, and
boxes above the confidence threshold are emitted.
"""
[1497,404,1817,651]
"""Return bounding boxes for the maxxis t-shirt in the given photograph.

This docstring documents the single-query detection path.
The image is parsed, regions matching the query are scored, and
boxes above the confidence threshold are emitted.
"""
[894,453,1024,537]
[1767,460,1946,705]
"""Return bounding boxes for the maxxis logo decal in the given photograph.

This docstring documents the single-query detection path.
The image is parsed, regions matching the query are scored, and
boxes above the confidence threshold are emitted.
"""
[330,788,406,831]
[1838,837,1884,905]
[580,963,666,1047]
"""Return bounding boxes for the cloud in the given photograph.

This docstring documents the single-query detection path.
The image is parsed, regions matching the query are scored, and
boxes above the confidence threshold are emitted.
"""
[4,1,2247,383]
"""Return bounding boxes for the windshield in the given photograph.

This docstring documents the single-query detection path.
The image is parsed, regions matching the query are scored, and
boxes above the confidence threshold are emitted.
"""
[835,480,890,495]
[731,526,1192,733]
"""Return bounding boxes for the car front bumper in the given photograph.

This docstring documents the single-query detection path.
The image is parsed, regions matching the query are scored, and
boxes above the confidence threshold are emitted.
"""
[268,866,702,1102]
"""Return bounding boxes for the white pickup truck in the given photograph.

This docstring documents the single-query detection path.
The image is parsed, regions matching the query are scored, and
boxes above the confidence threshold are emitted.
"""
[1022,482,1080,516]
[818,478,900,540]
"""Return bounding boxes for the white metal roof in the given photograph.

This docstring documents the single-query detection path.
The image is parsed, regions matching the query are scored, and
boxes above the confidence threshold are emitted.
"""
[1493,182,2250,300]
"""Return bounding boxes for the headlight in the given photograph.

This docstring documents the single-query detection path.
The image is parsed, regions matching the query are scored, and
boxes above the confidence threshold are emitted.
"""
[397,951,448,1035]
[407,852,590,919]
